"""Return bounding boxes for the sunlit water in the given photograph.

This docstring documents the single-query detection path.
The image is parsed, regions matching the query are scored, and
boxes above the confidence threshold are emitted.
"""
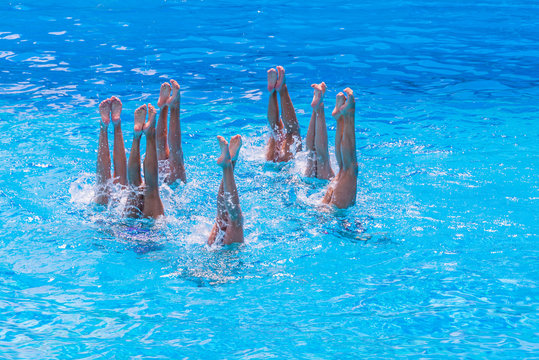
[0,0,537,358]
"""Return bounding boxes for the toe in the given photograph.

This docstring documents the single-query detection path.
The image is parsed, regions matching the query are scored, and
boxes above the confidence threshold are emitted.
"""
[343,87,354,99]
[170,79,180,90]
[217,135,227,147]
[147,104,156,115]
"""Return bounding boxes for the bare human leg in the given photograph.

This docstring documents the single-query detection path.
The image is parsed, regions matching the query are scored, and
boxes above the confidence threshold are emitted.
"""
[110,96,127,186]
[323,88,358,208]
[156,82,171,161]
[218,136,241,219]
[313,83,334,180]
[266,68,284,162]
[166,79,186,184]
[208,135,242,245]
[208,136,244,245]
[275,66,302,161]
[333,92,346,172]
[322,92,347,204]
[125,105,146,218]
[96,99,112,205]
[304,86,317,177]
[142,104,164,218]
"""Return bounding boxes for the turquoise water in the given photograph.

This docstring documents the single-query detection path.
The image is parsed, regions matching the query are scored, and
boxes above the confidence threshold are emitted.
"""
[1,0,538,358]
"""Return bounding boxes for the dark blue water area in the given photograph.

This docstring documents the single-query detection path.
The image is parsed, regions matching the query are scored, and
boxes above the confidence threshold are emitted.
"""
[0,0,538,358]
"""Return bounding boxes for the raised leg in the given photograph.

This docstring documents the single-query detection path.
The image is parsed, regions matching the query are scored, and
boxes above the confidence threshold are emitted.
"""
[125,105,146,217]
[333,92,346,172]
[304,87,317,177]
[95,99,112,205]
[266,68,284,162]
[208,136,244,245]
[209,135,242,245]
[111,97,127,186]
[325,88,358,209]
[276,66,302,161]
[142,104,164,218]
[216,135,242,219]
[313,83,334,180]
[156,82,171,161]
[323,91,347,204]
[166,79,186,184]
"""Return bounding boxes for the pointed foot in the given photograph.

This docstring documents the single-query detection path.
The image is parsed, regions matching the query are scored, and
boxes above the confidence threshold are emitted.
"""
[216,135,232,168]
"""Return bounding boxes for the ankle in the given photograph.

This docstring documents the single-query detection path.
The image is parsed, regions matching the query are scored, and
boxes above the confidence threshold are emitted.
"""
[312,101,324,111]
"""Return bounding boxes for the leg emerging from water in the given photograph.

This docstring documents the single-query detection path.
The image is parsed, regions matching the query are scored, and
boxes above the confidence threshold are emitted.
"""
[208,135,244,245]
[322,91,347,204]
[126,105,146,218]
[266,68,284,162]
[156,82,171,161]
[166,79,186,184]
[304,89,317,177]
[323,88,358,208]
[96,99,112,205]
[142,104,164,218]
[305,82,334,179]
[334,93,345,173]
[276,66,302,161]
[313,83,334,180]
[111,96,127,186]
[208,135,242,245]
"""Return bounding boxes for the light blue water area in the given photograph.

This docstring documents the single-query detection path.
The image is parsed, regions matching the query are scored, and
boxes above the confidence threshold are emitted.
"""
[0,0,538,358]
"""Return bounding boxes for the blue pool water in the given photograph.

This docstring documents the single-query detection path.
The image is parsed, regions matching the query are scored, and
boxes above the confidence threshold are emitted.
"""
[1,0,538,358]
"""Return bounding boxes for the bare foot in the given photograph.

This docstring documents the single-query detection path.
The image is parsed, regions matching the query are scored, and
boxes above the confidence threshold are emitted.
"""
[134,104,147,137]
[157,82,171,108]
[216,136,232,168]
[332,92,346,118]
[229,134,242,163]
[342,87,355,115]
[311,82,326,109]
[267,68,278,93]
[143,104,157,133]
[166,79,180,108]
[99,99,111,127]
[275,66,286,92]
[110,96,122,125]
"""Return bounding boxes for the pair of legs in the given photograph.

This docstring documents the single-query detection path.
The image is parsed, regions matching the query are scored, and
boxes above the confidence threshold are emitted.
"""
[95,97,163,218]
[322,88,358,209]
[266,66,302,162]
[125,104,164,218]
[304,82,334,180]
[208,135,244,246]
[96,96,127,204]
[156,80,186,184]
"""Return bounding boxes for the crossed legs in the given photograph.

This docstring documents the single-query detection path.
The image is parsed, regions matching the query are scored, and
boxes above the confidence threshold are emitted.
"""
[208,135,244,246]
[266,66,302,162]
[323,88,358,209]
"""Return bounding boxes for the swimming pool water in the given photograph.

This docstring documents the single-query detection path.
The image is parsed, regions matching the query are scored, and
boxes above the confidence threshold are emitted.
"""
[0,0,537,358]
